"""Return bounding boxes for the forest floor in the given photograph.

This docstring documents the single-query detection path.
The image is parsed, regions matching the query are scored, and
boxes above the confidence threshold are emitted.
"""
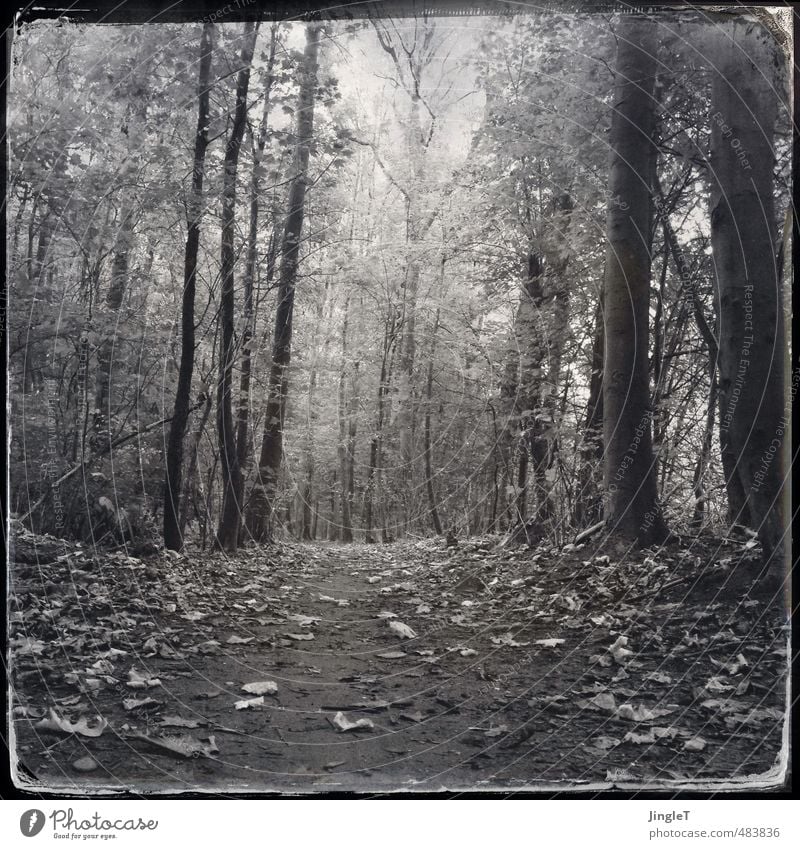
[9,526,790,794]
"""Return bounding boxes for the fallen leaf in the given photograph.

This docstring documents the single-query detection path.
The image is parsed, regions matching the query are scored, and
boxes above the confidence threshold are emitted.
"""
[72,756,99,772]
[377,611,398,619]
[459,648,478,657]
[609,636,632,664]
[234,696,264,710]
[592,736,620,750]
[288,614,320,627]
[241,681,278,696]
[491,633,529,647]
[126,667,162,689]
[330,711,374,732]
[226,635,255,645]
[130,731,217,759]
[624,730,655,744]
[653,726,680,740]
[159,716,201,729]
[319,594,349,606]
[367,576,381,584]
[285,633,315,641]
[400,711,425,723]
[376,651,407,659]
[389,621,417,639]
[35,709,108,738]
[616,703,676,722]
[535,638,565,648]
[122,696,160,712]
[588,692,617,713]
[684,737,707,752]
[645,671,672,684]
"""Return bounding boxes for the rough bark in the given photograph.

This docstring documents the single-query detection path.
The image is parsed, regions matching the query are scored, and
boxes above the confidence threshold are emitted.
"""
[163,23,214,551]
[602,17,669,544]
[709,19,785,566]
[247,23,322,542]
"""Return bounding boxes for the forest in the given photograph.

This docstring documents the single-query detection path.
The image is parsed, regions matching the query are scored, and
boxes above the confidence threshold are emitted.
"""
[7,4,792,792]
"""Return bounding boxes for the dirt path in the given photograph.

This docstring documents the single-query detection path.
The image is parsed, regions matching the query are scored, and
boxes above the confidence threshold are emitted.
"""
[10,534,789,793]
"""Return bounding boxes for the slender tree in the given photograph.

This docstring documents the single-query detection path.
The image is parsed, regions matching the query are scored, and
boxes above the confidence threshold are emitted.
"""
[247,22,322,542]
[164,23,214,551]
[215,21,259,552]
[235,25,279,542]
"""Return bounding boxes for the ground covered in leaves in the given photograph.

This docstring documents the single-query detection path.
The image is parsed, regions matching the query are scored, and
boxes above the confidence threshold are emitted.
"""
[9,526,790,793]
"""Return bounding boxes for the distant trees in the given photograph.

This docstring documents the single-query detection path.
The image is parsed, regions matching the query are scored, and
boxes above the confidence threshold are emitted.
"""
[8,12,788,567]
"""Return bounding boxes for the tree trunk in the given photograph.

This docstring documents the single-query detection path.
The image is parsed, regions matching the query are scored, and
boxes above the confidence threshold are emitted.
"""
[215,21,259,552]
[92,204,134,451]
[364,309,399,543]
[602,16,669,544]
[423,309,443,535]
[235,25,278,544]
[337,298,359,542]
[514,249,545,528]
[179,390,213,542]
[531,192,573,527]
[247,22,322,542]
[575,293,604,527]
[709,19,785,566]
[163,22,214,551]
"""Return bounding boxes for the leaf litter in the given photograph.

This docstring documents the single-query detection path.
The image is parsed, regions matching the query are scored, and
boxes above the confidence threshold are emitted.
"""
[8,529,788,789]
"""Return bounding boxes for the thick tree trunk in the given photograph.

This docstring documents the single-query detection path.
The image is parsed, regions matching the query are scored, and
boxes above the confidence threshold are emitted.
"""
[215,21,259,552]
[709,19,785,566]
[163,23,214,551]
[247,23,322,542]
[602,17,669,544]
